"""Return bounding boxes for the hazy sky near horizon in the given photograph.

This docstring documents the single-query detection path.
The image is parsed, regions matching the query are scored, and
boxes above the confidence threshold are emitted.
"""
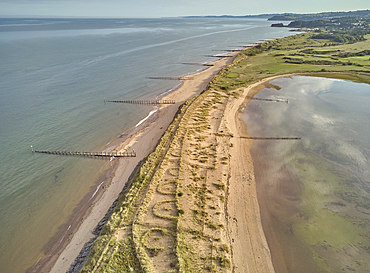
[0,0,369,18]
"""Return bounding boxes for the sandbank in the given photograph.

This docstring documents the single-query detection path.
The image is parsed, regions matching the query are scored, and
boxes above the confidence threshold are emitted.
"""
[224,74,304,272]
[223,76,293,272]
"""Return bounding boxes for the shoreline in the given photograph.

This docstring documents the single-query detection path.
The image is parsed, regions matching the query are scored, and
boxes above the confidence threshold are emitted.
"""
[224,75,298,272]
[41,52,239,273]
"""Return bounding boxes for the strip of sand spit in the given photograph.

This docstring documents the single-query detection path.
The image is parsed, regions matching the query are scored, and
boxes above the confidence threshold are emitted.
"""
[224,74,300,273]
[44,53,239,273]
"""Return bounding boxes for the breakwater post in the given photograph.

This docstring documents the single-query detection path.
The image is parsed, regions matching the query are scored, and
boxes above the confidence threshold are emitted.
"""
[147,76,194,80]
[34,150,136,158]
[247,96,289,103]
[105,100,175,105]
[204,55,234,58]
[212,49,243,52]
[240,137,301,140]
[181,63,214,66]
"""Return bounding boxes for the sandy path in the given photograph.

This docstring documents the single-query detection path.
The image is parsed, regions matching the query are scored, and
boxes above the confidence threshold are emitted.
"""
[46,54,238,273]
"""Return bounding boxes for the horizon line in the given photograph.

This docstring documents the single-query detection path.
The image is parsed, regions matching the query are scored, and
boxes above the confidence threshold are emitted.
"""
[1,8,368,20]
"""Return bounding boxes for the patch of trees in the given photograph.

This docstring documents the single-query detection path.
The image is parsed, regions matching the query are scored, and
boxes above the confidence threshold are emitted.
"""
[244,43,272,56]
[300,49,340,55]
[337,50,370,58]
[282,56,360,66]
[288,17,370,30]
[312,30,368,44]
[288,20,328,28]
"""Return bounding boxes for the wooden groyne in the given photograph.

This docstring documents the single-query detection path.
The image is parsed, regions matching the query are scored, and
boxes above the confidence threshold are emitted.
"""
[205,55,234,58]
[147,76,193,80]
[214,134,300,140]
[247,96,288,103]
[181,63,214,66]
[106,99,175,105]
[34,150,136,158]
[240,137,301,140]
[212,49,243,52]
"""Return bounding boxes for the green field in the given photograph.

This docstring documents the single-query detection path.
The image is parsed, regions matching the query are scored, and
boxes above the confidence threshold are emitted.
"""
[209,33,370,90]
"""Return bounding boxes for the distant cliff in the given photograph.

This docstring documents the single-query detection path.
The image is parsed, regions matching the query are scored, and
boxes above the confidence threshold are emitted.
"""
[271,23,285,27]
[182,10,370,22]
[184,14,279,19]
[268,9,370,21]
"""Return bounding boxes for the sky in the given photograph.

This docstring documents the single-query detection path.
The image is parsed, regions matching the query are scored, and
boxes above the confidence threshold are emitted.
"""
[0,0,369,18]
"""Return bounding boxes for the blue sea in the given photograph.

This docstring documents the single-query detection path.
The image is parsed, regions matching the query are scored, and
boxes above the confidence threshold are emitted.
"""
[0,17,293,272]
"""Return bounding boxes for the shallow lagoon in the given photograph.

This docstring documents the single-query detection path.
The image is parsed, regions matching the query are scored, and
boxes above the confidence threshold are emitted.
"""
[242,76,370,272]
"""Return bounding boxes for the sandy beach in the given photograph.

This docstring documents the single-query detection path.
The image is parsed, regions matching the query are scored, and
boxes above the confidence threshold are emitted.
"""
[43,53,239,273]
[224,83,275,273]
[222,75,297,272]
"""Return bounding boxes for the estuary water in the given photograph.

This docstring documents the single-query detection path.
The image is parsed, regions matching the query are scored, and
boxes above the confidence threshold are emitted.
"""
[0,18,293,272]
[242,76,370,272]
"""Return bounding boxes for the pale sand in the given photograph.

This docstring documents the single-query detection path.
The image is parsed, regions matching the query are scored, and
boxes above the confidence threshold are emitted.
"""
[224,75,298,272]
[46,54,238,273]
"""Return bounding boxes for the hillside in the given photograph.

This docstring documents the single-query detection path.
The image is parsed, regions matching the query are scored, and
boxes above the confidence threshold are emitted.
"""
[268,9,370,21]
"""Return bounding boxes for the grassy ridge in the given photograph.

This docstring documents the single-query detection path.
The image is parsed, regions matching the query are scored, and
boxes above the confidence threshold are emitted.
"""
[209,33,370,91]
[80,98,197,273]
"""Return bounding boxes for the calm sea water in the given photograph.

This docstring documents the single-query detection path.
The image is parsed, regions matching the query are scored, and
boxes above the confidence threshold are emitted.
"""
[0,18,293,272]
[243,76,370,272]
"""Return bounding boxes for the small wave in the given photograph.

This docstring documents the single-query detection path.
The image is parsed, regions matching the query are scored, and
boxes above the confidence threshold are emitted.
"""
[157,82,183,99]
[90,181,105,200]
[135,108,158,128]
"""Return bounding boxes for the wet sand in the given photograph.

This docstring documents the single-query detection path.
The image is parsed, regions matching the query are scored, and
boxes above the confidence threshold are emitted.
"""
[234,75,312,273]
[224,74,307,273]
[225,90,274,272]
[223,77,291,273]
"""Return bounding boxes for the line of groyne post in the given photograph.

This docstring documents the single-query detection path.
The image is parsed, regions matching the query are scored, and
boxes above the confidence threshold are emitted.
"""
[105,99,175,105]
[34,150,136,158]
[247,96,289,103]
[240,137,301,140]
[181,63,214,66]
[146,76,191,80]
[212,49,243,52]
[214,133,301,140]
[204,55,234,58]
[231,45,254,48]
